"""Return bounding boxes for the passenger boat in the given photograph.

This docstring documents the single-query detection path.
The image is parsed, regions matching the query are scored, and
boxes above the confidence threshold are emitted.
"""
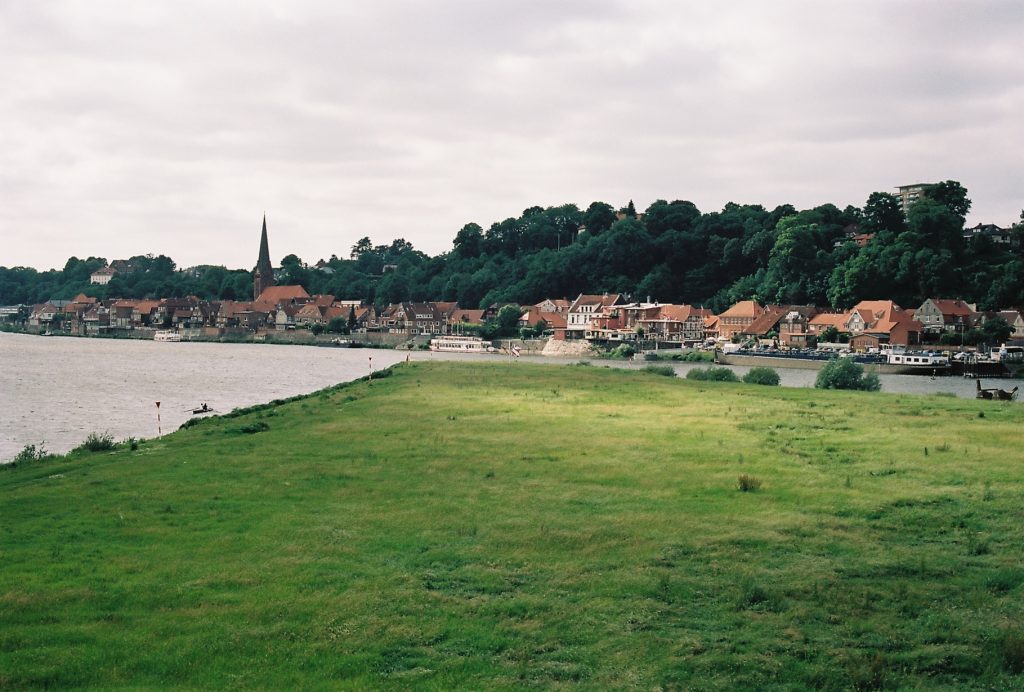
[429,336,496,353]
[153,330,182,342]
[879,348,950,375]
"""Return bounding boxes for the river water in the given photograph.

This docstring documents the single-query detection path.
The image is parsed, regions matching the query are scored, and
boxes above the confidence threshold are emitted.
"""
[0,333,1015,462]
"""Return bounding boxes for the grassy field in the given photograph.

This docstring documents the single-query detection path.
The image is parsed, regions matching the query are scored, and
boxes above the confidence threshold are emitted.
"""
[3,361,1024,689]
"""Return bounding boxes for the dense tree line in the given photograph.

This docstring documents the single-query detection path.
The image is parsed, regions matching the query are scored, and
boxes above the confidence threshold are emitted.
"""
[3,183,1022,311]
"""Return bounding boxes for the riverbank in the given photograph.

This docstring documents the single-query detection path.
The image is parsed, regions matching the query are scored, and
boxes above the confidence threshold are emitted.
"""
[3,361,1024,688]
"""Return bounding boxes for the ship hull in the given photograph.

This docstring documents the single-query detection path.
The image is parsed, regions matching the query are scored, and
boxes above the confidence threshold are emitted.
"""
[715,352,950,376]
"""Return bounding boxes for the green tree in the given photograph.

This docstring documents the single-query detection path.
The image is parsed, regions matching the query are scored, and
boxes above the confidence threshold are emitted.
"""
[453,223,483,259]
[814,358,881,391]
[582,202,616,237]
[819,326,840,343]
[925,180,971,220]
[742,367,780,386]
[350,237,373,260]
[861,192,905,234]
[491,304,522,337]
[980,316,1012,345]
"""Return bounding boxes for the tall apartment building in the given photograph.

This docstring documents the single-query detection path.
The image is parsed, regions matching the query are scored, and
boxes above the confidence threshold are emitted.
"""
[895,183,934,214]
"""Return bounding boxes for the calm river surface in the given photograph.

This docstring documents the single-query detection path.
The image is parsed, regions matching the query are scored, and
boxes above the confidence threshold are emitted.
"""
[0,332,1013,462]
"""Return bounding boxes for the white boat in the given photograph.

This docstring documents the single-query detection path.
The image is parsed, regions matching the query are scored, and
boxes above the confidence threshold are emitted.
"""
[429,336,496,353]
[153,330,182,342]
[991,344,1024,364]
[880,347,949,374]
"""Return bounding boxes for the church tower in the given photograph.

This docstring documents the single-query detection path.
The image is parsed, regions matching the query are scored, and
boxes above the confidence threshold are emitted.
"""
[253,215,274,300]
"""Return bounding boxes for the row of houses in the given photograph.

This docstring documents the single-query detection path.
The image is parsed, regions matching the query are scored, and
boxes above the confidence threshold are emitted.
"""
[22,286,369,336]
[18,286,553,337]
[564,295,1024,349]
[13,286,1024,349]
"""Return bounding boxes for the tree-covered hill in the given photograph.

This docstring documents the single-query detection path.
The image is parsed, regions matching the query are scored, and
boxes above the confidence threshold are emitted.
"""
[3,183,1022,310]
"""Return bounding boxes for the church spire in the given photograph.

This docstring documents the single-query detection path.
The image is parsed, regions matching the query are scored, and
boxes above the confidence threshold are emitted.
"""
[253,214,275,300]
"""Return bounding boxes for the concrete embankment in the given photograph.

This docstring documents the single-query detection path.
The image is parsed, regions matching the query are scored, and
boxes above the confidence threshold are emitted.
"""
[541,338,598,358]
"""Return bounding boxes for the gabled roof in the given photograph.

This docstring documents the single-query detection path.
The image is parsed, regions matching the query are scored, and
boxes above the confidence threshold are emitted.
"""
[741,305,789,335]
[569,293,624,312]
[719,300,763,318]
[407,302,441,319]
[296,303,327,318]
[922,298,975,318]
[809,312,849,330]
[852,300,902,322]
[134,300,160,314]
[650,304,710,323]
[255,285,310,305]
[433,301,460,317]
[323,305,347,321]
[536,298,571,311]
[450,309,484,323]
[854,303,922,335]
[275,305,302,318]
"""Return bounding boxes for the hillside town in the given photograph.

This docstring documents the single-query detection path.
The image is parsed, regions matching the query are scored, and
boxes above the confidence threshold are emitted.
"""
[4,187,1023,352]
[6,286,1024,354]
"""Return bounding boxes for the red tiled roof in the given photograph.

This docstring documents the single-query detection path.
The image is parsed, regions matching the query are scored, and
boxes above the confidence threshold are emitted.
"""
[255,285,310,304]
[719,300,762,318]
[927,299,975,318]
[450,309,484,323]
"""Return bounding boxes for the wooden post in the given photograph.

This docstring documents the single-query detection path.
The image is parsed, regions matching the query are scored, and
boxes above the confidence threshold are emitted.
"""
[156,401,161,436]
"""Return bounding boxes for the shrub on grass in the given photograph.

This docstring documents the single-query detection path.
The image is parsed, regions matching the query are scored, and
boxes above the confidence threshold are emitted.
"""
[8,443,49,468]
[642,365,676,378]
[1002,629,1024,673]
[609,344,636,359]
[985,568,1024,594]
[737,474,762,492]
[815,358,882,391]
[76,432,115,453]
[742,367,780,386]
[669,350,713,362]
[237,421,270,434]
[686,367,739,382]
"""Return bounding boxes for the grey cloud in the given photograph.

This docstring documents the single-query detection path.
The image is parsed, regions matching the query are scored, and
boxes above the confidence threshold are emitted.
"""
[1,1,1021,270]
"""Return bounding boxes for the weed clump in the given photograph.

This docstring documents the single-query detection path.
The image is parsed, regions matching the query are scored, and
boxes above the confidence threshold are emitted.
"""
[670,350,714,363]
[1002,629,1024,673]
[237,421,270,435]
[8,443,50,468]
[737,474,762,492]
[686,367,739,382]
[642,365,676,378]
[76,432,115,453]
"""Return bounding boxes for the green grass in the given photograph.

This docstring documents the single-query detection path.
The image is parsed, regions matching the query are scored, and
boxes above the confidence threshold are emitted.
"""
[3,361,1024,688]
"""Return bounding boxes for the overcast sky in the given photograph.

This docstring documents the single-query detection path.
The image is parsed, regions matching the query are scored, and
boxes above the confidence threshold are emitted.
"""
[2,1,1021,271]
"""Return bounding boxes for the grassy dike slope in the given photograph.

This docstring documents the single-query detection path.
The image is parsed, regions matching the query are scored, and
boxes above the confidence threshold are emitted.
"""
[3,362,1024,689]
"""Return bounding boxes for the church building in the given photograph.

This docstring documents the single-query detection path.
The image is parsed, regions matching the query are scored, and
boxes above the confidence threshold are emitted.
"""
[253,215,275,300]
